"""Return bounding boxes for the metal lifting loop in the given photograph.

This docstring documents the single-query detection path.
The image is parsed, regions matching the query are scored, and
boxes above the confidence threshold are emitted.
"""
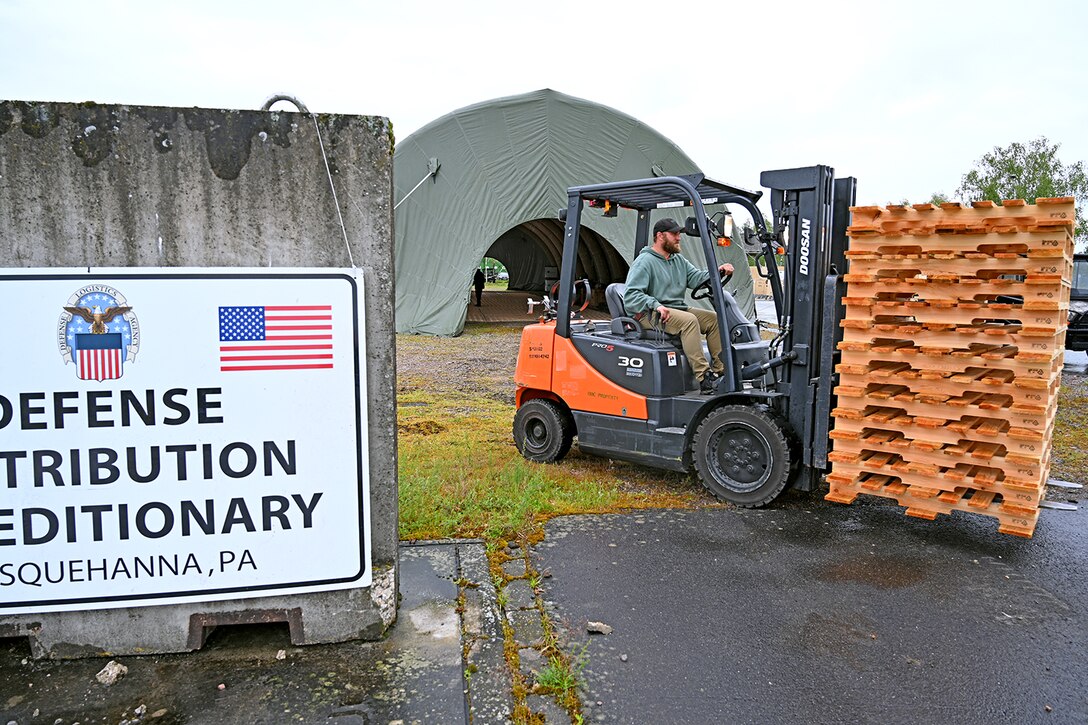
[260,94,310,113]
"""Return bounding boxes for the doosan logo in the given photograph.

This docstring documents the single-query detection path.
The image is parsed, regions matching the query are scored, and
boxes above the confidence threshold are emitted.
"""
[799,217,812,276]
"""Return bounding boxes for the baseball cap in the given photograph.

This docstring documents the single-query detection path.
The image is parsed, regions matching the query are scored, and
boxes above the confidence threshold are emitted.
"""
[653,218,683,235]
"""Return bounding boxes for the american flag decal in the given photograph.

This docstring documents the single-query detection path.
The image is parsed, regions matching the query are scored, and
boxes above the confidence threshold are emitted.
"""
[75,333,124,381]
[218,305,333,372]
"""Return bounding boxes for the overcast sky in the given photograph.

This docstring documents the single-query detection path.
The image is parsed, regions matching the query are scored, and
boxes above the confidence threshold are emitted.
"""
[2,0,1085,208]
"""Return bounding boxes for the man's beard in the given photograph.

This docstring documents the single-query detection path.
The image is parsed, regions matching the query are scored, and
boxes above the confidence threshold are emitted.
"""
[665,238,681,255]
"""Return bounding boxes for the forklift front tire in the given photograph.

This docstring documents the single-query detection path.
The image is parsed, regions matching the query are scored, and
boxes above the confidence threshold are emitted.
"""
[513,399,574,463]
[692,404,791,508]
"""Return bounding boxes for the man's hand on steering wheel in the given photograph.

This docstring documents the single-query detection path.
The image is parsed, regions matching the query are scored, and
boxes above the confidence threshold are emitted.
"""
[691,263,735,300]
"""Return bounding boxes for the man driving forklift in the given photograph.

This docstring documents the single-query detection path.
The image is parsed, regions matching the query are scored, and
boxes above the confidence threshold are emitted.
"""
[623,217,735,393]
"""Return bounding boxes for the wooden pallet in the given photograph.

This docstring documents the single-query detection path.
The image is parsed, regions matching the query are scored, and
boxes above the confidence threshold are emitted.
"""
[829,412,1054,461]
[828,426,1052,485]
[836,347,1063,381]
[839,327,1067,360]
[826,450,1046,506]
[825,471,1041,538]
[847,197,1076,238]
[824,198,1074,537]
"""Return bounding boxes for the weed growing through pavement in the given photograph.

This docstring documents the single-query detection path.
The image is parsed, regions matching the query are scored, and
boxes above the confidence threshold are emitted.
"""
[536,655,577,693]
[535,640,589,710]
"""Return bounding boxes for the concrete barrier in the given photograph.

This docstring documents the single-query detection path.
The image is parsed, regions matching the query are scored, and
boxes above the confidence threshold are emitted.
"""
[0,100,397,657]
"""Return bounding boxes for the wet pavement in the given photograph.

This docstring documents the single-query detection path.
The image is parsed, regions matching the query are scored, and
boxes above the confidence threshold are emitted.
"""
[3,503,1086,724]
[534,504,1088,724]
[0,541,510,725]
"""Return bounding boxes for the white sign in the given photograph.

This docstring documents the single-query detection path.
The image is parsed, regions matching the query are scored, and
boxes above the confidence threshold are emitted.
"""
[0,269,370,615]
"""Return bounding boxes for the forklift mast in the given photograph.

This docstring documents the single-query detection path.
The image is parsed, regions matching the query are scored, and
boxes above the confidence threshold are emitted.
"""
[759,166,856,491]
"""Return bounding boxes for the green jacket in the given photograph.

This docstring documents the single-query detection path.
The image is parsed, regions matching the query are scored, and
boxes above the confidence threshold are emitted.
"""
[623,247,710,315]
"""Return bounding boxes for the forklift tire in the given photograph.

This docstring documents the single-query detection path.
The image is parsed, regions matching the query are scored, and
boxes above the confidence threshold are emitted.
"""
[692,404,791,508]
[513,399,574,463]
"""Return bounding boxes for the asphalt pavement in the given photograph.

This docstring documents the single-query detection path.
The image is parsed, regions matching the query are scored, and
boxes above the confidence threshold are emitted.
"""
[533,503,1088,724]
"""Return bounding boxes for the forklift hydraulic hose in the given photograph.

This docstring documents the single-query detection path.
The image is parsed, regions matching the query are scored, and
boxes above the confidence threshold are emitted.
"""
[741,350,798,380]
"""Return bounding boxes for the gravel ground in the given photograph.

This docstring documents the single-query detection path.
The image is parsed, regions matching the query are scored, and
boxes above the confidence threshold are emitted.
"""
[396,324,523,402]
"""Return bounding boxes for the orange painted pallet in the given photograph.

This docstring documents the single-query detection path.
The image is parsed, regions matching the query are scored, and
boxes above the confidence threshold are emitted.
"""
[841,315,1065,340]
[835,370,1059,413]
[842,253,1073,279]
[835,366,1062,403]
[839,325,1067,359]
[845,276,1069,316]
[831,403,1055,449]
[844,298,1068,318]
[831,387,1056,433]
[843,232,1074,259]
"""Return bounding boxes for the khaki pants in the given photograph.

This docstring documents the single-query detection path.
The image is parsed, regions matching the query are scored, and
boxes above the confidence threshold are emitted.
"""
[639,306,724,381]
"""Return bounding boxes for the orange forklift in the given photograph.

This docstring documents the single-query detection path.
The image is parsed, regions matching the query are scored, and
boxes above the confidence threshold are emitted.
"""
[512,167,856,506]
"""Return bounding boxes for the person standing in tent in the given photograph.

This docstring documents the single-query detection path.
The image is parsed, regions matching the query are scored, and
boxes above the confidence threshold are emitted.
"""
[473,268,486,307]
[623,218,733,394]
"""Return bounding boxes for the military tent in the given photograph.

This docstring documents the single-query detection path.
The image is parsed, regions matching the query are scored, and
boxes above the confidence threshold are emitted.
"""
[393,89,755,335]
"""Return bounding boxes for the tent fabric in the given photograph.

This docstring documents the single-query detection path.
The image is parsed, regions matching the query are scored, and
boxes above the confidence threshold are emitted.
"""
[393,88,755,336]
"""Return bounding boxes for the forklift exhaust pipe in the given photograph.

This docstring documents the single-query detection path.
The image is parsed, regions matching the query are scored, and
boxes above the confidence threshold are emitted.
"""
[741,350,798,380]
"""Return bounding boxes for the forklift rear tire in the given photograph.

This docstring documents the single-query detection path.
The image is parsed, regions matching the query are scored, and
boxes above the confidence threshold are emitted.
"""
[692,404,790,508]
[513,399,574,463]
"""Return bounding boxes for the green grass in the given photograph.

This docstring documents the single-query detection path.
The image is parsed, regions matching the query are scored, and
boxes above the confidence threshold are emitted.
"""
[397,388,706,541]
[533,639,589,714]
[399,458,621,540]
[1052,378,1088,486]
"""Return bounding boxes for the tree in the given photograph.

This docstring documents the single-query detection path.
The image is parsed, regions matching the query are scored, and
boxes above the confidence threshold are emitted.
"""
[956,137,1087,246]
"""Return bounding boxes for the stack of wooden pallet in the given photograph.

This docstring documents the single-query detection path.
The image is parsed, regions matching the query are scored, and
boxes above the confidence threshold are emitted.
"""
[825,197,1076,537]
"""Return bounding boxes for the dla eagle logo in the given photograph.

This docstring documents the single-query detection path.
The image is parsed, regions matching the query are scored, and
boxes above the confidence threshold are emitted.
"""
[57,284,141,381]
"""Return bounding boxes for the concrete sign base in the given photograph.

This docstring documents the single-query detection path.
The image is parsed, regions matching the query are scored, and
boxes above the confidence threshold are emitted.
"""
[0,100,397,657]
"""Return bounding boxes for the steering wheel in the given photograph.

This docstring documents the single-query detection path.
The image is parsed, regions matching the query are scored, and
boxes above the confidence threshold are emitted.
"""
[691,268,733,300]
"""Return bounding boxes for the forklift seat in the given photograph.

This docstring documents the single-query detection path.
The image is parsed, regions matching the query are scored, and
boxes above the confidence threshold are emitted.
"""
[605,282,681,343]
